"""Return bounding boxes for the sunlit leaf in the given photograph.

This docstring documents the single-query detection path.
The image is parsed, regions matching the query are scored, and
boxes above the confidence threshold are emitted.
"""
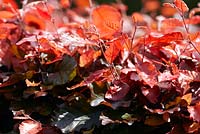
[161,18,183,29]
[174,0,189,13]
[68,69,110,90]
[104,43,121,64]
[147,32,183,46]
[135,54,158,88]
[181,93,192,105]
[79,49,101,67]
[36,6,51,20]
[188,102,200,122]
[187,122,200,133]
[23,13,45,30]
[92,5,122,39]
[19,120,42,134]
[2,0,18,9]
[25,79,41,87]
[0,11,15,19]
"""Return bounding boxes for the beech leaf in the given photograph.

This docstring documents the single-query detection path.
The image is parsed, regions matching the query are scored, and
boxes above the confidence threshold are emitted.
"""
[174,0,189,13]
[188,102,200,122]
[92,5,122,39]
[105,80,130,101]
[19,120,42,134]
[104,42,121,64]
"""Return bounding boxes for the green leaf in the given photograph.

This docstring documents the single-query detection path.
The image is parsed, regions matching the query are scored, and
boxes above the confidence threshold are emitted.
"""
[42,55,77,85]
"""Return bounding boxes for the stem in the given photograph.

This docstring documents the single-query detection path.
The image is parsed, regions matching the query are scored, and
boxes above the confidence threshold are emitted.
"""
[174,3,200,56]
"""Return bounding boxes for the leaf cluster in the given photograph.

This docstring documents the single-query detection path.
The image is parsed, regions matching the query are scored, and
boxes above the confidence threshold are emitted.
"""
[0,0,200,133]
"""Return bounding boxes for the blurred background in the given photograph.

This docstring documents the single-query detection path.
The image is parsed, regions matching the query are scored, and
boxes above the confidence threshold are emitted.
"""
[13,0,199,12]
[10,0,200,17]
[96,0,199,16]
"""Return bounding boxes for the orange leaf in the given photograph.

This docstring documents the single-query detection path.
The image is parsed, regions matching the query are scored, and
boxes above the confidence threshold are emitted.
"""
[74,0,90,8]
[79,49,101,67]
[60,0,71,8]
[0,11,15,19]
[181,93,192,105]
[104,38,123,64]
[174,0,189,13]
[161,18,183,29]
[23,13,45,30]
[92,5,122,39]
[147,32,183,46]
[25,79,41,87]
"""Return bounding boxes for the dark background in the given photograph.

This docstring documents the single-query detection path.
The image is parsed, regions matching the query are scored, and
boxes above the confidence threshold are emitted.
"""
[15,0,199,12]
[95,0,199,14]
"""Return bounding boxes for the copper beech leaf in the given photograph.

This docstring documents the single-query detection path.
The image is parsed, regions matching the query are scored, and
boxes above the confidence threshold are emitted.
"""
[0,11,15,20]
[79,49,101,67]
[188,102,200,122]
[146,32,183,46]
[68,69,111,90]
[105,80,130,101]
[36,6,51,20]
[104,37,123,64]
[19,120,42,134]
[174,0,189,13]
[92,5,122,39]
[141,86,160,104]
[135,54,158,88]
[161,18,183,29]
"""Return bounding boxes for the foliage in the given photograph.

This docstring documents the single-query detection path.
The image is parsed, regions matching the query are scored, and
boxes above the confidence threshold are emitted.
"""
[0,0,200,133]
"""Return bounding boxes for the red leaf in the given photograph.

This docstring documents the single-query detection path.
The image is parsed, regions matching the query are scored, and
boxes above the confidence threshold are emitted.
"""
[105,80,130,101]
[188,102,200,122]
[186,15,200,25]
[135,54,158,88]
[92,5,122,39]
[158,70,178,82]
[19,120,42,134]
[68,69,111,90]
[141,86,160,104]
[36,6,51,20]
[174,0,189,13]
[147,32,183,46]
[178,70,200,94]
[2,0,18,9]
[0,73,24,88]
